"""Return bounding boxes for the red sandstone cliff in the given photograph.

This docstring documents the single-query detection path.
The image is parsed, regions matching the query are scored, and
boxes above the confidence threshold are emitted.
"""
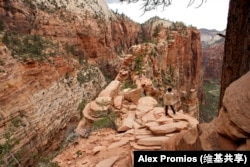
[0,0,141,77]
[0,0,141,165]
[0,1,203,166]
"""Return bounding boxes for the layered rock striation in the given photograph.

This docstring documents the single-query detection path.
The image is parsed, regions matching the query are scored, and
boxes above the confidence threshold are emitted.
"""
[0,1,203,166]
[0,0,141,77]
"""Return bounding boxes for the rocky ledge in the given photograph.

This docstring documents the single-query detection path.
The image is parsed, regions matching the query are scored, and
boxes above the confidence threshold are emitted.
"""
[54,77,198,166]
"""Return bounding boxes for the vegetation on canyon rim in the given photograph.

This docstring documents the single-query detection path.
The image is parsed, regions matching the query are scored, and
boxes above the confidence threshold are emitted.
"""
[2,33,57,61]
[2,0,249,166]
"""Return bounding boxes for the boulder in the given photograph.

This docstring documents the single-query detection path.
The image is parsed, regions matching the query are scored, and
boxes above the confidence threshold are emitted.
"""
[74,118,92,137]
[137,136,169,146]
[117,112,135,132]
[134,128,153,136]
[171,112,199,128]
[124,88,141,104]
[130,142,161,150]
[98,80,120,98]
[222,71,250,135]
[153,107,165,119]
[141,111,156,123]
[113,95,123,109]
[145,122,159,128]
[135,134,155,140]
[75,119,88,136]
[156,117,174,124]
[96,96,112,106]
[96,156,119,167]
[138,96,158,108]
[82,103,100,121]
[136,97,158,118]
[162,72,250,151]
[129,104,137,111]
[90,101,109,114]
[149,121,188,135]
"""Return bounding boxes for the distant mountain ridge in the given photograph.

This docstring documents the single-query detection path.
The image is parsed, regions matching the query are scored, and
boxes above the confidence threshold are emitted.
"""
[199,28,225,80]
[199,28,226,47]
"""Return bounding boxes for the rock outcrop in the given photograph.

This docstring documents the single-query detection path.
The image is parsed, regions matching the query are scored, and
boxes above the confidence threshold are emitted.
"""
[0,0,141,166]
[141,18,203,97]
[162,72,250,150]
[0,0,141,77]
[0,1,202,166]
[0,42,106,165]
[115,18,202,117]
[55,83,198,166]
[54,72,250,166]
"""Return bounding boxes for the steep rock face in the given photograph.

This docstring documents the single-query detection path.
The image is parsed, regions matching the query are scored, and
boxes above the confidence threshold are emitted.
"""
[0,0,141,77]
[0,1,203,166]
[202,43,224,80]
[162,72,250,150]
[0,0,141,165]
[200,29,225,80]
[0,43,106,165]
[142,18,202,96]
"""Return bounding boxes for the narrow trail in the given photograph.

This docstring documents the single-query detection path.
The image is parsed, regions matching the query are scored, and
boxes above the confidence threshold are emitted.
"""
[54,97,198,167]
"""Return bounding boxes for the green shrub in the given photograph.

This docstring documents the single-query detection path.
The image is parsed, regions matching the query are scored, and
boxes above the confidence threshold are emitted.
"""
[77,71,91,86]
[134,55,143,74]
[3,33,56,61]
[77,99,87,119]
[37,157,60,167]
[121,79,137,90]
[0,125,20,166]
[91,109,117,131]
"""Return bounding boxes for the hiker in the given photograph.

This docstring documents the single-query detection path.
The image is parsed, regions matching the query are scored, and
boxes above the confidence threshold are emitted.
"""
[164,87,176,115]
[141,84,147,96]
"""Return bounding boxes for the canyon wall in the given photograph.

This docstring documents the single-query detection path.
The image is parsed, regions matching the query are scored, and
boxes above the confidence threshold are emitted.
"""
[0,0,141,77]
[140,18,202,116]
[140,17,202,97]
[0,43,107,165]
[200,28,225,81]
[0,0,141,165]
[0,1,203,166]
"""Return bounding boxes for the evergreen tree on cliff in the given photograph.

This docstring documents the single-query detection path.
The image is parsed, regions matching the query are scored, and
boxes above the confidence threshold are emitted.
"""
[120,0,250,109]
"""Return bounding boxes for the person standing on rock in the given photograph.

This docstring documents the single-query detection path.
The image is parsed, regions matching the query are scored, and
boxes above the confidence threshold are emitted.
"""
[164,87,176,115]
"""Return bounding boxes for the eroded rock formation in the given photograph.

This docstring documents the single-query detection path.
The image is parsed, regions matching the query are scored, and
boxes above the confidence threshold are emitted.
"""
[0,0,141,77]
[56,79,198,166]
[162,72,250,150]
[0,0,141,165]
[0,0,203,166]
